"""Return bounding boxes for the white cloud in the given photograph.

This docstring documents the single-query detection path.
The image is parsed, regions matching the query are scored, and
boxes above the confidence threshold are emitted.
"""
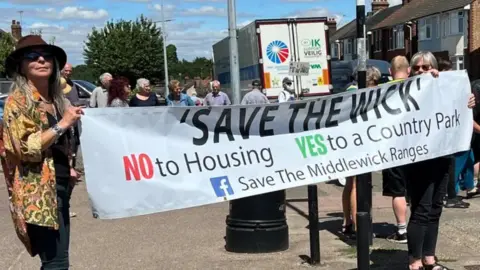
[181,6,226,16]
[2,0,73,4]
[36,6,109,20]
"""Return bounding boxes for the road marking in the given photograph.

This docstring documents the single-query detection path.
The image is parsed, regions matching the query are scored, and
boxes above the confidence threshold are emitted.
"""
[8,249,26,270]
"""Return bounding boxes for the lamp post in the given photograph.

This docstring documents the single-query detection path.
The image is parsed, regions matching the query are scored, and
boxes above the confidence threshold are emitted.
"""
[227,0,241,104]
[154,0,174,97]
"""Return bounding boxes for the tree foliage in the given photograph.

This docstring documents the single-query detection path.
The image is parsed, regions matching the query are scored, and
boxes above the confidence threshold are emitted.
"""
[171,57,213,81]
[84,15,164,84]
[0,32,15,76]
[72,64,97,83]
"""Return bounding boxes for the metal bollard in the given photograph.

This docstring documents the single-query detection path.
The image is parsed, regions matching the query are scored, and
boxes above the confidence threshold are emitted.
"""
[225,190,289,253]
[356,212,371,270]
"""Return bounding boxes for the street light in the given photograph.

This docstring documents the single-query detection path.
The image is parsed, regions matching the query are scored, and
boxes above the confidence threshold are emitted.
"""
[154,0,174,97]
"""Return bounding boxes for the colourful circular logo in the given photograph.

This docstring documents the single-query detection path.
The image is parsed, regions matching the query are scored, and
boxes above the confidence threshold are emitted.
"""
[266,40,289,64]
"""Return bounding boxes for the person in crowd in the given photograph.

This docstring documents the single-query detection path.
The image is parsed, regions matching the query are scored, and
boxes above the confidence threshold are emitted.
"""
[129,78,161,107]
[405,51,475,270]
[278,77,295,102]
[437,59,478,208]
[2,35,83,269]
[90,72,112,108]
[61,63,82,106]
[241,80,270,105]
[166,80,195,107]
[204,80,231,106]
[471,80,480,178]
[341,65,381,238]
[346,68,359,91]
[381,56,411,243]
[61,63,83,218]
[107,77,130,107]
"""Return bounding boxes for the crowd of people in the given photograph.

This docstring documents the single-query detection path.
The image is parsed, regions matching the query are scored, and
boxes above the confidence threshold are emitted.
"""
[1,34,479,270]
[340,52,479,270]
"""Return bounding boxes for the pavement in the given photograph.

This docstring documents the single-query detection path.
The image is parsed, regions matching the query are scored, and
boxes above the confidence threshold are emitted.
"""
[2,155,480,269]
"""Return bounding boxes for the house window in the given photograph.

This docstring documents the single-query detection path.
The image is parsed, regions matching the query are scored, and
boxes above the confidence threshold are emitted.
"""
[436,16,440,38]
[388,29,394,50]
[346,39,353,54]
[419,17,432,40]
[451,55,465,70]
[442,13,450,36]
[331,44,337,58]
[450,11,464,35]
[375,30,381,51]
[394,25,404,49]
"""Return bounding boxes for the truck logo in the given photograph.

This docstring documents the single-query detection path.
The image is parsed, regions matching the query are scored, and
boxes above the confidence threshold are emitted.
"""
[310,64,322,69]
[266,40,289,64]
[301,39,321,47]
[301,38,323,58]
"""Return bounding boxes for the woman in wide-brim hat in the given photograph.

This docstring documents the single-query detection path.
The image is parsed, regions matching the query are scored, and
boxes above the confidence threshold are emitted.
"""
[2,35,83,269]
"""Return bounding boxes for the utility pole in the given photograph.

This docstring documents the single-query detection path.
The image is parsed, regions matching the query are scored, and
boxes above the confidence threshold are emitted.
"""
[18,11,23,25]
[227,0,241,104]
[355,1,372,270]
[161,0,169,97]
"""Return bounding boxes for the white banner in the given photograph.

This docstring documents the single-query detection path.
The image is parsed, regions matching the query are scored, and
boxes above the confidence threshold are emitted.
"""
[80,71,473,219]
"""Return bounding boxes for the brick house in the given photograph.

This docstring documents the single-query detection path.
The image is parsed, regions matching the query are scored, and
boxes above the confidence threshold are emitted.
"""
[371,0,480,79]
[1,20,22,42]
[330,0,400,61]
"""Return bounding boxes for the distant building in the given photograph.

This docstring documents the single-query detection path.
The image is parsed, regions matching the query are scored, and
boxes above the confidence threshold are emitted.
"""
[330,0,401,61]
[1,19,23,43]
[371,0,480,78]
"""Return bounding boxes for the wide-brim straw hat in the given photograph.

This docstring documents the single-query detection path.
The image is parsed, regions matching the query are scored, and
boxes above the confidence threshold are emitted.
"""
[5,35,67,78]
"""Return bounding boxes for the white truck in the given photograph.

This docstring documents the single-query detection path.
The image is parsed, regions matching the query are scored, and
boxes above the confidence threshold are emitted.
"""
[212,17,333,102]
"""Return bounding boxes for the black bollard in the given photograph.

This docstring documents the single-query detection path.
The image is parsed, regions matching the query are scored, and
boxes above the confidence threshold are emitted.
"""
[356,212,371,270]
[225,190,289,253]
[307,185,320,265]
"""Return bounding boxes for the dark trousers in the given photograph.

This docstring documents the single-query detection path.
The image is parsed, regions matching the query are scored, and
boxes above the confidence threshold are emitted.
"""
[28,182,71,270]
[406,158,450,259]
[447,157,457,199]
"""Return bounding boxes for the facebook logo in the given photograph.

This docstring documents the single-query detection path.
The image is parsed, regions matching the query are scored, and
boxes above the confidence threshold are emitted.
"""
[210,176,234,197]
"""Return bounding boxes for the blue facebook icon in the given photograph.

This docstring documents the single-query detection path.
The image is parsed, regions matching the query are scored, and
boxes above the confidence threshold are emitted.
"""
[210,176,234,197]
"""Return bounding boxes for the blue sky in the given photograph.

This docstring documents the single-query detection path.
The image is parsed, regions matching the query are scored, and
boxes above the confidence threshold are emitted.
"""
[0,0,401,66]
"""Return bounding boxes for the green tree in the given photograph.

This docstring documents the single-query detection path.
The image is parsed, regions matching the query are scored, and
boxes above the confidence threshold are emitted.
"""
[72,64,97,83]
[166,44,178,65]
[84,15,164,84]
[0,32,15,76]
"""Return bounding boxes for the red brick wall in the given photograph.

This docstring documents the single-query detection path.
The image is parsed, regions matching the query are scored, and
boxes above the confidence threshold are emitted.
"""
[469,0,480,79]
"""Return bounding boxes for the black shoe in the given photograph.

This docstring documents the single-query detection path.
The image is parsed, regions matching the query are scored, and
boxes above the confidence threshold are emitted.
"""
[466,187,480,199]
[444,197,470,208]
[386,231,407,244]
[340,224,356,239]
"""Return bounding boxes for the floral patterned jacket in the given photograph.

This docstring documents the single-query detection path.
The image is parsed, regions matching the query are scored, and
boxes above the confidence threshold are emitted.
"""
[1,87,72,256]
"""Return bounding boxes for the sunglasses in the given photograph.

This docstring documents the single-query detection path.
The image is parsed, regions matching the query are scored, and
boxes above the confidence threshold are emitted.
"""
[23,51,54,62]
[285,82,292,85]
[413,65,431,72]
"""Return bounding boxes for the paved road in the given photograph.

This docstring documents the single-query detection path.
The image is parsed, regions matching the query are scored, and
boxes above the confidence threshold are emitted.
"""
[2,168,480,269]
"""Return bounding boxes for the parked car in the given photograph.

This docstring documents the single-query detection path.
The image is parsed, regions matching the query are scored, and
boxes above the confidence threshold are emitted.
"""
[72,80,95,106]
[331,59,392,94]
[0,80,12,95]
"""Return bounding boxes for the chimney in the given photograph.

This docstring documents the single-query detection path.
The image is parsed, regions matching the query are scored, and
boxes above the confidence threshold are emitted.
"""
[11,20,22,41]
[372,0,389,13]
[327,17,337,37]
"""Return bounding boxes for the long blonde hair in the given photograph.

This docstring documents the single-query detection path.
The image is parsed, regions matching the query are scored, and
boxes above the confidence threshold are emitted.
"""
[10,58,66,116]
